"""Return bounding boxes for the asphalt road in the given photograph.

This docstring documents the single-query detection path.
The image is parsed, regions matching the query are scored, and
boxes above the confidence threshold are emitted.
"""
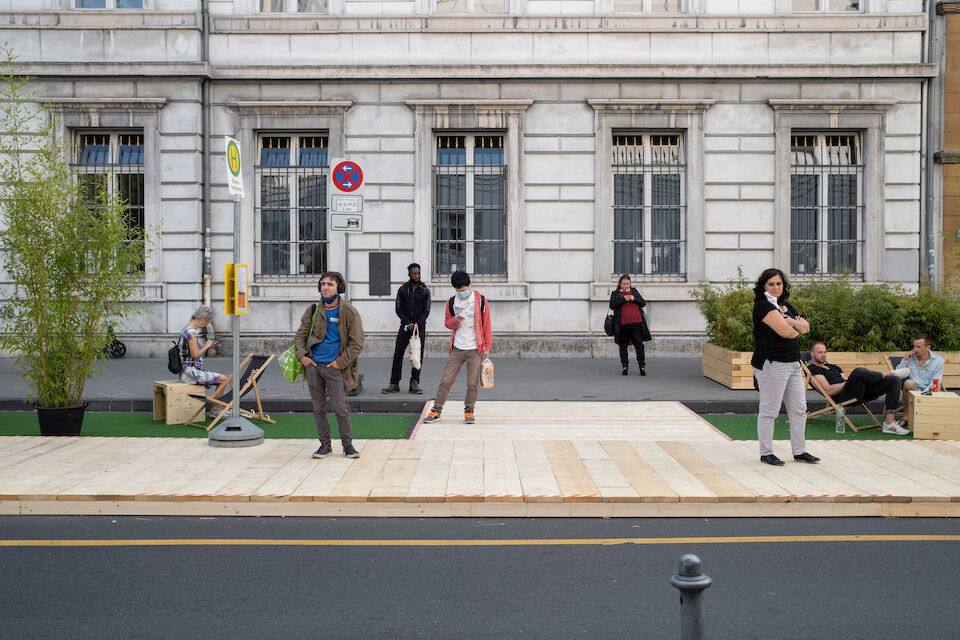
[1,516,958,640]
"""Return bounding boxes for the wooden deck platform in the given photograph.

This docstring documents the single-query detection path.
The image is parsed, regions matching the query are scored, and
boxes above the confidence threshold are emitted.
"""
[1,408,958,517]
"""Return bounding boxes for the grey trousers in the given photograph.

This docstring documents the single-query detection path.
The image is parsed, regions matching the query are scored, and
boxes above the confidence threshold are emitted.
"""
[305,363,352,446]
[433,348,482,414]
[754,360,807,457]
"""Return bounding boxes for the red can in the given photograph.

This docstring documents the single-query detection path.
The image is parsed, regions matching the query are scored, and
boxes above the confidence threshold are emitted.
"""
[932,379,940,393]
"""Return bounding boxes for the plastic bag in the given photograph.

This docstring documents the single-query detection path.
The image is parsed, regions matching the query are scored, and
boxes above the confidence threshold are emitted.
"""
[408,325,422,370]
[480,357,494,389]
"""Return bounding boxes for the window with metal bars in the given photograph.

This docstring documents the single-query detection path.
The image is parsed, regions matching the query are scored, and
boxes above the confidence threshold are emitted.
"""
[789,132,863,278]
[612,0,684,12]
[791,0,860,12]
[612,132,686,280]
[74,131,145,268]
[255,135,329,279]
[258,0,328,12]
[76,0,144,7]
[433,134,507,279]
[435,0,507,13]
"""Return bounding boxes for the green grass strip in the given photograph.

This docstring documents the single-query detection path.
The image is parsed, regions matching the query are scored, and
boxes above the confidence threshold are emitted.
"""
[0,412,413,439]
[703,415,912,441]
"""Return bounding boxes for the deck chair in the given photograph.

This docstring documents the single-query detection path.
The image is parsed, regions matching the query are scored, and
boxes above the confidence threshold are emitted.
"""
[799,352,881,432]
[185,354,277,431]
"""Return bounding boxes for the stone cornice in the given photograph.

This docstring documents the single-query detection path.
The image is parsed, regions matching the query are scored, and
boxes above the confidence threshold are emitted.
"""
[588,99,715,113]
[227,100,353,116]
[768,99,897,111]
[43,97,168,113]
[405,99,534,111]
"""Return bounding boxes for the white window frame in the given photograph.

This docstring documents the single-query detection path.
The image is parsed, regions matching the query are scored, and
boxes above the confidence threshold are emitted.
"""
[589,99,711,299]
[611,132,687,278]
[408,100,531,299]
[434,0,511,13]
[47,98,165,300]
[788,132,864,278]
[779,0,866,12]
[770,100,893,283]
[432,133,507,279]
[254,134,330,280]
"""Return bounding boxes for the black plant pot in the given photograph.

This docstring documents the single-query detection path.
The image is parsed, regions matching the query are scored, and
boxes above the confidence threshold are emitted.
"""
[35,403,88,436]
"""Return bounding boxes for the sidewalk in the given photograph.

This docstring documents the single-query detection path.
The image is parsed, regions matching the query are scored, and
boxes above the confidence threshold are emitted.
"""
[0,355,833,415]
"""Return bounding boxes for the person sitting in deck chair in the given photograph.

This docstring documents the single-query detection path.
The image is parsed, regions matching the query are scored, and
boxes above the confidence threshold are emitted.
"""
[806,342,910,435]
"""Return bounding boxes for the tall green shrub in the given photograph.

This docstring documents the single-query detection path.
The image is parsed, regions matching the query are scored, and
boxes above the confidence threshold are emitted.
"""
[0,48,146,407]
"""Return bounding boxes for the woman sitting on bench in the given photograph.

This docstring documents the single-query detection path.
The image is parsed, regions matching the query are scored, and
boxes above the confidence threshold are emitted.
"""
[179,306,225,387]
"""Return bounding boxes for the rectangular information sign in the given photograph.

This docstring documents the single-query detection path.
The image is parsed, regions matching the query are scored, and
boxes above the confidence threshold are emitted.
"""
[234,263,249,315]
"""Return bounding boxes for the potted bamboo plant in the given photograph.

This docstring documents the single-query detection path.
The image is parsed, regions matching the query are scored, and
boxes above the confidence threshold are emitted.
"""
[0,49,146,435]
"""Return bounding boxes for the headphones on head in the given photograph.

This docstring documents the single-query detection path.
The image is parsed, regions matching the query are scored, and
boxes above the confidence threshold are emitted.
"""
[318,272,346,295]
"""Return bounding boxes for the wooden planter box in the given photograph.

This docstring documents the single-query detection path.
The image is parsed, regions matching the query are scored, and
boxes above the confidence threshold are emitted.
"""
[702,345,960,391]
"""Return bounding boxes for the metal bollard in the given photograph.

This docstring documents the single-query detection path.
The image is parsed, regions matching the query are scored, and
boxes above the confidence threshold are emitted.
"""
[670,554,713,640]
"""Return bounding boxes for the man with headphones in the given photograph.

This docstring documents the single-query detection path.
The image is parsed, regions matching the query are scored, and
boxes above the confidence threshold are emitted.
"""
[294,271,365,459]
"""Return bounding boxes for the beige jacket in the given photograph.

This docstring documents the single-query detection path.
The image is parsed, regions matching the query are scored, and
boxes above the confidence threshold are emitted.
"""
[293,300,365,391]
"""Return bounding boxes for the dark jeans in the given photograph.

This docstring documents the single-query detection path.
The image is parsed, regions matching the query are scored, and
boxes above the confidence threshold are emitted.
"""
[619,323,646,367]
[835,367,902,412]
[389,324,424,385]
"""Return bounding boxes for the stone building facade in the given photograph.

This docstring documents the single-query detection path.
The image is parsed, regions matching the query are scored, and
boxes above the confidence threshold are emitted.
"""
[0,0,943,357]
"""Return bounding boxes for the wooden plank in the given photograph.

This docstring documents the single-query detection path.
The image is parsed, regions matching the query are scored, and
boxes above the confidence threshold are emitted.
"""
[542,440,601,502]
[630,441,716,502]
[658,441,755,502]
[368,441,424,502]
[0,437,92,485]
[513,440,563,502]
[692,442,794,501]
[844,443,958,501]
[52,437,172,500]
[134,439,226,499]
[288,445,358,501]
[212,440,307,499]
[813,441,935,501]
[572,441,640,502]
[0,437,115,497]
[327,440,397,502]
[599,440,679,503]
[482,439,524,502]
[406,440,454,502]
[445,440,484,501]
[728,441,845,499]
[107,439,201,499]
[169,441,269,500]
[250,440,324,500]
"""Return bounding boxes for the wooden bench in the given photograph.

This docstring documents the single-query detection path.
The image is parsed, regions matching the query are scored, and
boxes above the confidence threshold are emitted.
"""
[153,380,205,425]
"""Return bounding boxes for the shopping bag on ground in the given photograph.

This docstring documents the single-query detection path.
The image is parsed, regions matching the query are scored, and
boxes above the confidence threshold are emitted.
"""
[480,357,494,389]
[407,324,422,370]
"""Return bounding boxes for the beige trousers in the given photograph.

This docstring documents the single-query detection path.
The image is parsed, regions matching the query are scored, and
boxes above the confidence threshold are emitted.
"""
[432,348,482,414]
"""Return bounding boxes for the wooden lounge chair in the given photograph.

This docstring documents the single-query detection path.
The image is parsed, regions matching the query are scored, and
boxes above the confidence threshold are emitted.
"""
[799,351,881,432]
[186,354,277,431]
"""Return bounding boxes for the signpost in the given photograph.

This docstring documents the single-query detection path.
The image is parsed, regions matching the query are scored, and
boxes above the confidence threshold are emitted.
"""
[328,158,364,236]
[211,137,262,446]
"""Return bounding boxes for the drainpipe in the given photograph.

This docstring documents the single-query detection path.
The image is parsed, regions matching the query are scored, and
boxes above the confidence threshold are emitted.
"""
[201,0,212,307]
[923,0,939,288]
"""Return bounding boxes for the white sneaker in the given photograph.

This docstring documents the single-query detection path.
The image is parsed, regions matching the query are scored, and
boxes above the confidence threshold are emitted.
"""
[892,367,911,380]
[881,422,910,435]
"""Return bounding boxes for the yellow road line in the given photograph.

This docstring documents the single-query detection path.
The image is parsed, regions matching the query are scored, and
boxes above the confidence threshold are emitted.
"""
[0,535,957,548]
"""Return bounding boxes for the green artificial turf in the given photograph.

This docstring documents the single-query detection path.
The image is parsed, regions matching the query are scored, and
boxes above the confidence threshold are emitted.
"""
[0,412,414,439]
[703,414,913,441]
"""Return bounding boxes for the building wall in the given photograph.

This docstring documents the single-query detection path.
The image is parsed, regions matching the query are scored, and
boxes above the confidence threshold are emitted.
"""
[0,0,935,356]
[944,8,960,287]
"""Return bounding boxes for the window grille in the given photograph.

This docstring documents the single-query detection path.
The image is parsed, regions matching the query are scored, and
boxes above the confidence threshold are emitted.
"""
[791,0,860,12]
[433,134,507,280]
[612,0,683,12]
[74,131,145,268]
[255,135,329,280]
[435,0,507,13]
[259,0,328,11]
[612,133,686,281]
[77,0,144,8]
[790,133,863,279]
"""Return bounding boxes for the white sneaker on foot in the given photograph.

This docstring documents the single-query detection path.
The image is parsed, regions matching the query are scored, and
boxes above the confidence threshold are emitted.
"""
[881,422,910,435]
[892,367,911,380]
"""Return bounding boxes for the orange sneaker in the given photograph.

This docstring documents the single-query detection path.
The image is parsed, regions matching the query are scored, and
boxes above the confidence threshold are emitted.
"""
[423,410,441,424]
[464,413,475,424]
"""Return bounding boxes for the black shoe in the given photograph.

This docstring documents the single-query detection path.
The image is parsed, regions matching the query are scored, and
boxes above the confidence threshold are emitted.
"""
[760,454,784,466]
[381,383,400,394]
[312,443,332,459]
[639,365,646,376]
[409,381,423,394]
[622,366,628,376]
[794,452,820,463]
[343,443,360,459]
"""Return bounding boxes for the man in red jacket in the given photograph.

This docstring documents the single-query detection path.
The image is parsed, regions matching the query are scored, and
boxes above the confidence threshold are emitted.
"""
[423,270,492,425]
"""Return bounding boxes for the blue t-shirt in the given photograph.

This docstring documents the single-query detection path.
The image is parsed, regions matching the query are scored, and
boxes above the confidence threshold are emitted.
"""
[310,305,341,365]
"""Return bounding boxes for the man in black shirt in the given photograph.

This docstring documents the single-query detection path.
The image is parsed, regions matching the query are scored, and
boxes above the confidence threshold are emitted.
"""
[807,342,910,435]
[382,263,431,395]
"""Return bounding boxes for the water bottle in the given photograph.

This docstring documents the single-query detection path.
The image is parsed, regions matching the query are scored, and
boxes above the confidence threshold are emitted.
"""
[835,405,846,434]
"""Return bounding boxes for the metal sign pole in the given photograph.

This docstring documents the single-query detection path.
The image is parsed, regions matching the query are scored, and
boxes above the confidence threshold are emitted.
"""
[231,194,240,417]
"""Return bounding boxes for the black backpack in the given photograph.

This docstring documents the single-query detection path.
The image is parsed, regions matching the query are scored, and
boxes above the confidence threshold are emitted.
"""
[167,334,184,375]
[447,294,486,318]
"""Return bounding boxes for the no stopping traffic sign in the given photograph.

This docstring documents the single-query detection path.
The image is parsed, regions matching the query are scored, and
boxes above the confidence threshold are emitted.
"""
[332,161,363,193]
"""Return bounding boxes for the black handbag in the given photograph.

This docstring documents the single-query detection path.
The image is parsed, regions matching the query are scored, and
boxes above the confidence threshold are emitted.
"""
[603,312,615,337]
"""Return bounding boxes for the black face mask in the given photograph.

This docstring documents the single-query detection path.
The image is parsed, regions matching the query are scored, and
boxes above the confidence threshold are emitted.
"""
[321,293,339,304]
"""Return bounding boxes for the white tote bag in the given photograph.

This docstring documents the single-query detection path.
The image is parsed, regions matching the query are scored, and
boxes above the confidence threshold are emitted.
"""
[407,324,422,370]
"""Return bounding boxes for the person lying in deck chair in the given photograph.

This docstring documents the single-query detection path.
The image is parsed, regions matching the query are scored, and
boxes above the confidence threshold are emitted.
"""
[806,342,911,435]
